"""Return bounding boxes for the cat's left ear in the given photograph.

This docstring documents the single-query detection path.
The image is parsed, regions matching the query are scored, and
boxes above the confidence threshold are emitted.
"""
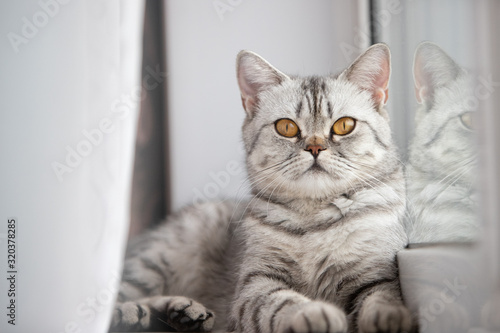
[236,50,289,118]
[341,43,391,109]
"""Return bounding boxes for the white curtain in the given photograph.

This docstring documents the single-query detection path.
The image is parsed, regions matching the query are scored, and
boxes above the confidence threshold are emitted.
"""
[0,1,144,332]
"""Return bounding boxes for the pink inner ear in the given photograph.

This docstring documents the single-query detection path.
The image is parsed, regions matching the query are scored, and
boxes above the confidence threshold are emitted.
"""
[374,59,391,90]
[372,87,389,105]
[237,62,260,114]
[237,68,257,100]
[368,51,390,106]
[414,86,427,104]
[413,52,432,104]
[373,59,390,105]
[241,94,256,113]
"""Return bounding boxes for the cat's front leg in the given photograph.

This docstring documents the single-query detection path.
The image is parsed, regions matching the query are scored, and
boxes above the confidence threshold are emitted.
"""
[356,286,412,333]
[110,295,214,332]
[278,300,348,333]
[233,278,347,333]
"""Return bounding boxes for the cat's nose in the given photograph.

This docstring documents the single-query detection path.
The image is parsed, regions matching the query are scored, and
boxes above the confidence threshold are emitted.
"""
[305,144,326,158]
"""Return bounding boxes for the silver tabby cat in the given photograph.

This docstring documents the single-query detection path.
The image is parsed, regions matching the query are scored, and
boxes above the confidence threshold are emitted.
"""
[406,42,478,243]
[110,44,412,333]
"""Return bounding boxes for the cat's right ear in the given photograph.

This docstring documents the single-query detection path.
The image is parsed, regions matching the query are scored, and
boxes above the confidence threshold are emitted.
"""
[341,43,391,110]
[413,42,463,105]
[236,51,289,117]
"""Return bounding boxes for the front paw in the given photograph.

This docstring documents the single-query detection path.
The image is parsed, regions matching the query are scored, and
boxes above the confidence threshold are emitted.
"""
[111,301,151,331]
[161,296,215,332]
[110,296,214,332]
[280,301,348,333]
[358,299,412,333]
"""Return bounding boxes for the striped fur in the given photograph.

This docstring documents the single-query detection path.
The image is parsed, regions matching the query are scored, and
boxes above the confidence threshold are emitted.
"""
[111,44,412,333]
[406,42,479,243]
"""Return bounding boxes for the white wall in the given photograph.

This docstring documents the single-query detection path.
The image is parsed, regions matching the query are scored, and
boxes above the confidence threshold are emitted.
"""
[164,0,363,210]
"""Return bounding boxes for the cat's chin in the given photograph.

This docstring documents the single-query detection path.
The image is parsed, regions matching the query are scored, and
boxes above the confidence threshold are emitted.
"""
[284,173,347,200]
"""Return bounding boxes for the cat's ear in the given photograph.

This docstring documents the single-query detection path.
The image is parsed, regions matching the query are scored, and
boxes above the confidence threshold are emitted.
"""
[341,43,391,108]
[413,42,463,105]
[236,50,289,117]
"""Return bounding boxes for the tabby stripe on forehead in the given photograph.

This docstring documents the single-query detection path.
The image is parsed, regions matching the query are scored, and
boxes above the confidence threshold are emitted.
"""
[327,100,333,118]
[295,100,303,117]
[312,79,322,116]
[305,93,313,116]
[317,94,323,117]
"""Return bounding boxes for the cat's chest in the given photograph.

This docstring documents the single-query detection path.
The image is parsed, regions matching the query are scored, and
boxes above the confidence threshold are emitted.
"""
[277,222,382,300]
[292,219,375,268]
[252,202,383,263]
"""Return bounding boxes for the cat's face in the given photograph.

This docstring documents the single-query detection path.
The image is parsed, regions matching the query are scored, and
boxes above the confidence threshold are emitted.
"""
[236,45,398,200]
[410,42,476,188]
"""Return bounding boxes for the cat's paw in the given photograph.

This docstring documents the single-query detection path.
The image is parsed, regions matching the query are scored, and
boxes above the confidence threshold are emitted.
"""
[280,301,348,333]
[357,298,412,333]
[162,296,215,332]
[109,296,214,332]
[111,301,152,331]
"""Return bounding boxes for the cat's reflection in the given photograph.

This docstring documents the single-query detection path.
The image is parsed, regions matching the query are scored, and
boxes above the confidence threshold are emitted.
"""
[406,41,479,243]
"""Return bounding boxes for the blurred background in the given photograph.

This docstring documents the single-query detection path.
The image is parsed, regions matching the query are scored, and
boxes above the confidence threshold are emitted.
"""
[1,0,499,332]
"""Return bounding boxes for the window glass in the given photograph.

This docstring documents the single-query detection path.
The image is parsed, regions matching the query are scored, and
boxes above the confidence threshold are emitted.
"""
[374,0,481,244]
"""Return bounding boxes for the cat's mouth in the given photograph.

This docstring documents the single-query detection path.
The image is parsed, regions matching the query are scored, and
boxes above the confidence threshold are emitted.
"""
[307,161,327,173]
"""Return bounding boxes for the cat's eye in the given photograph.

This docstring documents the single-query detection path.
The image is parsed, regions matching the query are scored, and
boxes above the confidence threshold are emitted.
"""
[275,118,299,137]
[332,117,356,136]
[460,112,474,130]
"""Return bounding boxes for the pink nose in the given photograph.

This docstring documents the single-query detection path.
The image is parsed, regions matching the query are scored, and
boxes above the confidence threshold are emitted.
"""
[305,144,326,158]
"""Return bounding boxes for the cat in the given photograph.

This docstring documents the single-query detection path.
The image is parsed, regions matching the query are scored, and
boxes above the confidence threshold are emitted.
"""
[109,43,412,333]
[405,41,479,243]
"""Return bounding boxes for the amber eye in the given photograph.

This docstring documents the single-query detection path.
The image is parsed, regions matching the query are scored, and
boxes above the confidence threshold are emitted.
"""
[332,117,356,136]
[275,119,299,137]
[460,112,474,130]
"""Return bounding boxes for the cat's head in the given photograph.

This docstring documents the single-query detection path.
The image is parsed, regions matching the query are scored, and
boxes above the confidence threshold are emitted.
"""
[236,44,399,200]
[410,42,476,186]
